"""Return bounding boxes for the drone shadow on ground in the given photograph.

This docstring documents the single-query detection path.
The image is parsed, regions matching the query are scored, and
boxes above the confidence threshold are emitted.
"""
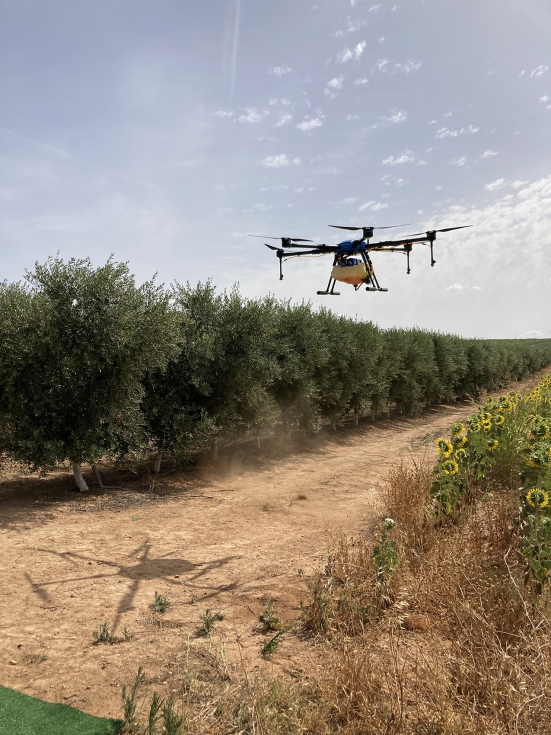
[25,539,242,630]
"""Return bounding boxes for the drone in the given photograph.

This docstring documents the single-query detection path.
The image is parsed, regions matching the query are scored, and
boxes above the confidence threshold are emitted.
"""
[250,224,471,295]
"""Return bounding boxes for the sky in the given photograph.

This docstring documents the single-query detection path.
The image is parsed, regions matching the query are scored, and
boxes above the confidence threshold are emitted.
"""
[1,0,550,338]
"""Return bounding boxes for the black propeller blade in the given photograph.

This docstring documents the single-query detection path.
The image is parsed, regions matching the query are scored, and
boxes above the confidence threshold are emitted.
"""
[329,224,410,231]
[249,235,313,242]
[264,244,281,251]
[401,225,472,237]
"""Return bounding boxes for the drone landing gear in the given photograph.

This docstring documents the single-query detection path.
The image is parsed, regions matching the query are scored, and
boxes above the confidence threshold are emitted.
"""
[317,276,340,296]
[366,287,388,292]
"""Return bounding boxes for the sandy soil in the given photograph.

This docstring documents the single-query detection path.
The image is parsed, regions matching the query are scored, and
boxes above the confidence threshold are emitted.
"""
[0,376,544,720]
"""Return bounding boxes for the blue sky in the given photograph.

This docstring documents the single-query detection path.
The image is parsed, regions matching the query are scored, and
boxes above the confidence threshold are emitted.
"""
[1,0,550,337]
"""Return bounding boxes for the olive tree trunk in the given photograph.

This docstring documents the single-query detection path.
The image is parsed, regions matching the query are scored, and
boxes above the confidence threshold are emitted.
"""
[92,464,104,487]
[72,462,89,492]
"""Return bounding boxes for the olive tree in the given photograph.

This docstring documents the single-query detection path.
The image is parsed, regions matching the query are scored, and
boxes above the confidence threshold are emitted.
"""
[0,257,180,490]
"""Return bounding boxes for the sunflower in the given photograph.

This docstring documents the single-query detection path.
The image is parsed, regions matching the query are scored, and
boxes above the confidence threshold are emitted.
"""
[529,421,551,441]
[493,414,505,426]
[454,435,468,448]
[442,459,459,475]
[455,448,467,461]
[484,396,494,407]
[499,398,512,412]
[528,443,551,469]
[487,439,499,451]
[452,422,466,436]
[482,420,492,432]
[437,438,453,458]
[526,488,550,509]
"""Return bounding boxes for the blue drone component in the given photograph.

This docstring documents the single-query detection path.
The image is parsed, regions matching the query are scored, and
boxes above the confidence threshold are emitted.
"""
[336,239,366,253]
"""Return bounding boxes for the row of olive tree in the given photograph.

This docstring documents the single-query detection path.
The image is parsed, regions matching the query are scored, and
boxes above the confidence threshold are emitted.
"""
[2,257,551,489]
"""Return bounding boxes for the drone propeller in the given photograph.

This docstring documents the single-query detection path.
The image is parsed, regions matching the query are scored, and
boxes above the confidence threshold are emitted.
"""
[264,243,281,251]
[249,235,313,242]
[402,225,472,237]
[329,224,410,232]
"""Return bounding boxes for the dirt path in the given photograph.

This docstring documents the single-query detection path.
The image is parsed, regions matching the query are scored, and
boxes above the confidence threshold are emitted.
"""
[0,375,545,720]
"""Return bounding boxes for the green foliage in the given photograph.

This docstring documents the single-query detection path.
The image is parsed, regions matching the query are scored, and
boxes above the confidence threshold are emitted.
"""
[196,608,224,636]
[259,600,282,632]
[121,667,145,732]
[370,518,398,589]
[2,264,551,481]
[93,621,131,645]
[261,624,294,657]
[151,591,170,613]
[121,669,185,735]
[0,257,180,480]
[430,373,551,592]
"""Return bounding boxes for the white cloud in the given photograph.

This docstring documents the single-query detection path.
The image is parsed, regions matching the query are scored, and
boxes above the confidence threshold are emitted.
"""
[337,41,367,63]
[519,330,545,338]
[485,178,506,191]
[382,110,408,124]
[275,113,292,127]
[519,69,526,77]
[511,179,528,189]
[436,125,480,139]
[354,78,369,85]
[334,19,366,37]
[540,95,550,102]
[214,110,234,118]
[327,77,344,89]
[374,59,389,72]
[382,150,415,165]
[261,154,301,168]
[530,65,548,78]
[369,4,381,11]
[359,200,388,211]
[296,118,323,131]
[436,127,458,138]
[394,60,422,73]
[342,196,359,203]
[238,108,269,123]
[446,283,482,291]
[269,65,291,77]
[480,149,498,158]
[450,156,467,166]
[443,111,452,118]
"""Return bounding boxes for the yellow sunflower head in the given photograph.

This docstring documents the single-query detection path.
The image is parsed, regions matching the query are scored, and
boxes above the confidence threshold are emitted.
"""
[455,448,467,461]
[437,438,453,458]
[487,439,499,451]
[442,459,459,476]
[526,488,550,509]
[493,414,505,426]
[454,435,468,448]
[452,422,466,436]
[482,420,492,432]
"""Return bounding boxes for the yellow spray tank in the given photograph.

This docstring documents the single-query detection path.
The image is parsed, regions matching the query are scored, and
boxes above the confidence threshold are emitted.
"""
[331,258,372,286]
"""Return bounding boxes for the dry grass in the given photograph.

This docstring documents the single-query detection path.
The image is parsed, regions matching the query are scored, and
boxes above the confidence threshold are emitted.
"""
[120,458,551,734]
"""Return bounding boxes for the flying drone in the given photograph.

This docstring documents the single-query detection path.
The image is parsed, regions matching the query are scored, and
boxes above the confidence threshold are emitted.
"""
[250,224,471,295]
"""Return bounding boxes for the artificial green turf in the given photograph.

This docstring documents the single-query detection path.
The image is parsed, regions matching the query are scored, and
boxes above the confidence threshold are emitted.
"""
[0,685,123,735]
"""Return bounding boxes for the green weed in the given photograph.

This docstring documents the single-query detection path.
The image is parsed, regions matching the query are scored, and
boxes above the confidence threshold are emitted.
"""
[196,609,224,636]
[259,600,282,632]
[152,591,170,613]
